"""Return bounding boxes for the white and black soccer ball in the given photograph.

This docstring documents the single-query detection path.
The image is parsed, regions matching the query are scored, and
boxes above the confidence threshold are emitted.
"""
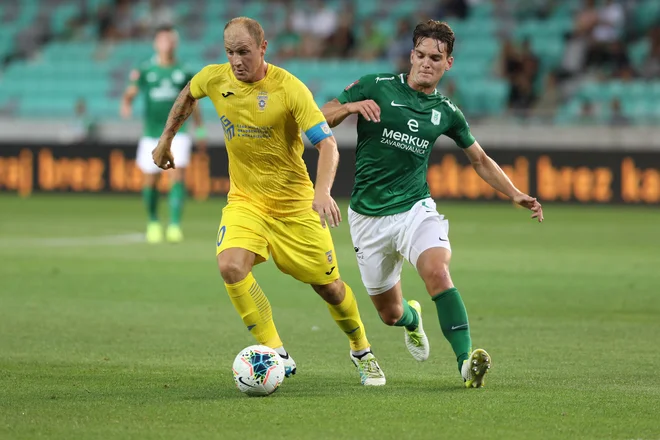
[232,345,285,397]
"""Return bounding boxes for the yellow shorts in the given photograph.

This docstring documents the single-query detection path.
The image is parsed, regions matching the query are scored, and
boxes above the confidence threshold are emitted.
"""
[216,202,340,285]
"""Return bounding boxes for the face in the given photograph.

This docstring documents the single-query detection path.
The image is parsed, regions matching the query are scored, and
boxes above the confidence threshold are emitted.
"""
[224,26,267,82]
[409,37,453,90]
[154,30,177,55]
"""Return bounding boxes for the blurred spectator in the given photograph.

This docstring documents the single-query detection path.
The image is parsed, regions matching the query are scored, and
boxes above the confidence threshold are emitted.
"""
[98,0,140,42]
[533,72,561,120]
[593,0,624,43]
[609,98,630,126]
[574,0,600,37]
[64,98,97,143]
[324,15,356,58]
[387,19,414,73]
[499,38,539,113]
[577,99,599,125]
[274,15,302,61]
[640,27,660,79]
[521,38,540,82]
[291,0,338,39]
[435,0,470,20]
[499,38,523,80]
[137,0,175,37]
[607,41,633,78]
[356,20,388,61]
[291,0,337,58]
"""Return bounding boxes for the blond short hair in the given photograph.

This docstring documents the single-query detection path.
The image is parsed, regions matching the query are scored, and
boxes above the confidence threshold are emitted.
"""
[224,17,265,45]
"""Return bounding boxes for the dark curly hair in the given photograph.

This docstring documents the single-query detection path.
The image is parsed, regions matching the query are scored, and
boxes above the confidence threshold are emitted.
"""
[412,20,455,56]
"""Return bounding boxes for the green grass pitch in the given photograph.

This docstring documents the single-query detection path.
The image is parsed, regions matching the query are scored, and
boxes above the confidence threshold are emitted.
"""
[1,194,659,439]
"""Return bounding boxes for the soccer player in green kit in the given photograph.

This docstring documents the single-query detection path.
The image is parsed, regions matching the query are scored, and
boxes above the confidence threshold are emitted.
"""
[322,20,544,388]
[121,25,207,243]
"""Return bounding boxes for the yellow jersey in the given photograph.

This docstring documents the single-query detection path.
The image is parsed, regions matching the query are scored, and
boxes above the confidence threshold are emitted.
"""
[190,63,333,217]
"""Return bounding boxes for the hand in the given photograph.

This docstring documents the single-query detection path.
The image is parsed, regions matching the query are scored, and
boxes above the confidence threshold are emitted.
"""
[120,101,132,119]
[346,100,381,123]
[313,192,341,228]
[152,139,175,170]
[513,193,544,223]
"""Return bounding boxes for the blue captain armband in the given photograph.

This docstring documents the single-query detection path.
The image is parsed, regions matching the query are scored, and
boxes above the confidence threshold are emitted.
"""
[305,121,333,145]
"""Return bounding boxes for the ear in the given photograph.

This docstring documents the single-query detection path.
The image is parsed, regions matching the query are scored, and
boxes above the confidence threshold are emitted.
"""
[446,56,454,71]
[262,39,268,56]
[409,49,414,65]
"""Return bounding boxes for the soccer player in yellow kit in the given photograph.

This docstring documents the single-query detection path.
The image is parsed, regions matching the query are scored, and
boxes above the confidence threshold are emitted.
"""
[151,17,385,386]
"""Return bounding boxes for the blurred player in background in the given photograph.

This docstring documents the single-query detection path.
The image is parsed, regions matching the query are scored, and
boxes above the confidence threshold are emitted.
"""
[120,25,207,244]
[152,17,386,386]
[322,20,544,388]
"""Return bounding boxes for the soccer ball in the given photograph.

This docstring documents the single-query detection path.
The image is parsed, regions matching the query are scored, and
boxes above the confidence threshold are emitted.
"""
[232,345,285,397]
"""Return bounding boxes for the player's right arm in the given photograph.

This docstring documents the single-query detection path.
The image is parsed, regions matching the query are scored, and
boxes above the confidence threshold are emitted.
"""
[152,65,213,170]
[321,75,381,127]
[120,69,141,119]
[321,98,381,127]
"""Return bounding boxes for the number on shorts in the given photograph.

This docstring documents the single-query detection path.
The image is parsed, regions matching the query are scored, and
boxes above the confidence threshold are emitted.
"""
[216,226,226,247]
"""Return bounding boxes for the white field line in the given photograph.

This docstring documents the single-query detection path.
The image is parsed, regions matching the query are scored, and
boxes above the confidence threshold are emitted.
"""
[0,233,145,248]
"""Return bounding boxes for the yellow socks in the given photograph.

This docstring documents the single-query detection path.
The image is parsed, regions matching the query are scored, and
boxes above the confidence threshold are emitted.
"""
[225,272,283,349]
[226,276,369,354]
[326,283,370,352]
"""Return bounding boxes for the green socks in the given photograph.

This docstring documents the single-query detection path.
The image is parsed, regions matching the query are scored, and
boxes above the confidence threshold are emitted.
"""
[433,287,472,371]
[143,182,185,225]
[392,299,419,332]
[142,186,159,222]
[168,181,185,225]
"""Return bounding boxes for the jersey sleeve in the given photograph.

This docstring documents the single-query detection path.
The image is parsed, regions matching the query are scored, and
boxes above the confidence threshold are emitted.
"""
[444,101,476,149]
[189,65,215,99]
[286,75,333,145]
[336,74,376,104]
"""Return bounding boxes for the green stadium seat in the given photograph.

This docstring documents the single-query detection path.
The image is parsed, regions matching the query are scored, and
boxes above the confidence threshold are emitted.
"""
[633,0,660,33]
[629,39,650,70]
[51,4,79,35]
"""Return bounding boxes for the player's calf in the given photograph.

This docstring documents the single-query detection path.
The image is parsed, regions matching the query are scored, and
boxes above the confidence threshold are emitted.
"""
[311,279,345,305]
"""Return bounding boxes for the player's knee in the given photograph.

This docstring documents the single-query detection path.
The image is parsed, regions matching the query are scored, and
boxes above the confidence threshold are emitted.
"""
[170,168,185,182]
[143,173,157,187]
[378,304,403,326]
[422,264,453,293]
[217,256,250,284]
[312,280,344,306]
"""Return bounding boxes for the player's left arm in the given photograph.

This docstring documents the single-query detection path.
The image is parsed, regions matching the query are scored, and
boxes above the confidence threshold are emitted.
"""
[313,135,342,228]
[447,103,543,222]
[288,76,342,228]
[464,141,543,222]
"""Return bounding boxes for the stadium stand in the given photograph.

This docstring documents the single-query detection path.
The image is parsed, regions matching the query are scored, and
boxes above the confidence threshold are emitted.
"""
[0,0,658,126]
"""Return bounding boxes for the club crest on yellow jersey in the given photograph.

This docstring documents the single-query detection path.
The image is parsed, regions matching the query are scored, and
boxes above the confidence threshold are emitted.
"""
[257,91,268,112]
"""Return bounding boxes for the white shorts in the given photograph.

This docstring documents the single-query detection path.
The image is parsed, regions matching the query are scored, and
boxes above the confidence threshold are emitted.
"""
[348,198,451,295]
[136,133,193,174]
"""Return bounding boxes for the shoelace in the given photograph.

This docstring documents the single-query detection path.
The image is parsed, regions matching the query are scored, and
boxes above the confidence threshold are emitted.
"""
[408,330,423,346]
[359,359,381,377]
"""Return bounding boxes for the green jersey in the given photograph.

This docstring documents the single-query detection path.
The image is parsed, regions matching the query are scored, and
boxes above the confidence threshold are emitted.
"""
[337,73,476,216]
[130,57,194,137]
